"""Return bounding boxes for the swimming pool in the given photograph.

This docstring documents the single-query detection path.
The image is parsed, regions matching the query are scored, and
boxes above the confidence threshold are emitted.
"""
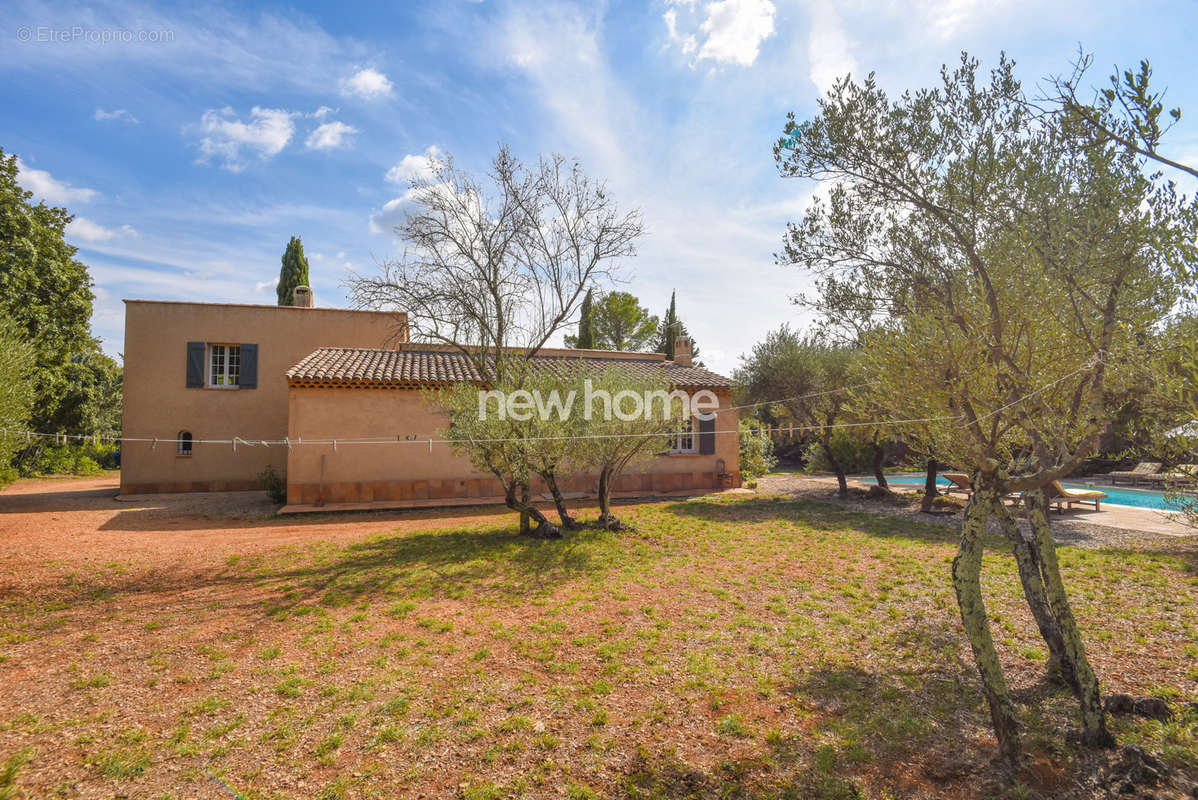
[864,473,1183,511]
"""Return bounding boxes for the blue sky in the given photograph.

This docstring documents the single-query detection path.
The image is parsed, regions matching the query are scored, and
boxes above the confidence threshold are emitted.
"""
[4,0,1197,376]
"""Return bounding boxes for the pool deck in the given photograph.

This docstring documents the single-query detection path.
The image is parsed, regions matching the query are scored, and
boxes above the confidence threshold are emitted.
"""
[849,475,1196,538]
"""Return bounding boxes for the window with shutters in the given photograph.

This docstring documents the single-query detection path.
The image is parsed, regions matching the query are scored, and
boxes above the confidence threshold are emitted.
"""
[670,417,695,454]
[209,344,241,387]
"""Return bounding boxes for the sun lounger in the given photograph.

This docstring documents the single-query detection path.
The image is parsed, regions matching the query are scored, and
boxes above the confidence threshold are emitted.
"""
[942,473,973,496]
[1107,462,1161,486]
[1154,464,1198,487]
[1046,480,1106,512]
[941,473,1020,503]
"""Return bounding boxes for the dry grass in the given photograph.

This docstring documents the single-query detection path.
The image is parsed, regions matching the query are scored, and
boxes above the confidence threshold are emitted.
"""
[0,490,1196,799]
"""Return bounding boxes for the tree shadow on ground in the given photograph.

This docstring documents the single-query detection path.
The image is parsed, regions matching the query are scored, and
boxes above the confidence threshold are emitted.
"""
[0,522,619,625]
[665,496,962,547]
[621,661,1082,800]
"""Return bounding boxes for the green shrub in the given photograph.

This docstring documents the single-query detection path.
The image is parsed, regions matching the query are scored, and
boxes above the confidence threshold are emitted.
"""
[258,465,287,504]
[802,432,874,474]
[17,442,118,477]
[739,419,777,480]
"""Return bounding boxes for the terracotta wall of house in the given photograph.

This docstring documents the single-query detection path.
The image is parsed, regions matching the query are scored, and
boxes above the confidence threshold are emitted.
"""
[120,301,405,494]
[283,386,740,506]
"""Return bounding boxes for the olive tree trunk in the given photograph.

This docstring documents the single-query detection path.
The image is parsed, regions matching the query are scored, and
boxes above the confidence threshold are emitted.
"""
[919,458,939,513]
[596,468,630,531]
[1025,489,1114,747]
[990,500,1077,690]
[505,481,561,539]
[871,434,889,489]
[819,438,849,498]
[953,488,1021,763]
[537,467,580,530]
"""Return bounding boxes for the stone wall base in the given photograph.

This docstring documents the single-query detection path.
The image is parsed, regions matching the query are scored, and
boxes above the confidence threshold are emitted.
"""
[285,470,738,506]
[120,479,262,494]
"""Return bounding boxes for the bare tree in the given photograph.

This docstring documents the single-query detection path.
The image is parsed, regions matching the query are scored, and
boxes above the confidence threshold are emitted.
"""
[352,145,643,534]
[347,145,644,382]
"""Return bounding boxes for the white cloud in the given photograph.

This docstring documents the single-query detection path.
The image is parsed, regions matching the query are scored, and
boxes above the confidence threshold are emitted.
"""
[663,8,697,55]
[66,218,139,243]
[664,0,775,67]
[311,105,335,119]
[807,5,857,94]
[14,157,99,205]
[255,278,278,292]
[385,146,442,184]
[94,108,138,123]
[197,106,297,171]
[697,0,775,66]
[928,0,990,39]
[370,197,408,235]
[67,217,118,242]
[305,120,358,150]
[340,67,393,99]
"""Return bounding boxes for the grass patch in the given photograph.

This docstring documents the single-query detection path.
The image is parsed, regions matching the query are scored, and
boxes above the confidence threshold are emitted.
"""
[2,496,1195,797]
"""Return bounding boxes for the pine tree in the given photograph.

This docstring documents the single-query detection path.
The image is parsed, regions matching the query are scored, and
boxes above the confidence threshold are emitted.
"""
[277,236,310,306]
[575,289,595,349]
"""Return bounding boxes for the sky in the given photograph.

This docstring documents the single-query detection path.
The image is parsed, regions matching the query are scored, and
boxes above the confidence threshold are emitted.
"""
[3,0,1197,377]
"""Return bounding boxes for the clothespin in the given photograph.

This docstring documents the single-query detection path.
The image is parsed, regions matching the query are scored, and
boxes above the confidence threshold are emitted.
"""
[152,437,158,450]
[333,439,337,452]
[232,437,238,454]
[428,438,433,453]
[284,437,291,452]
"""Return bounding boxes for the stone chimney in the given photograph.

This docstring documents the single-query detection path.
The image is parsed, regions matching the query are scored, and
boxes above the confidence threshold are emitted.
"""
[674,336,693,367]
[291,285,314,307]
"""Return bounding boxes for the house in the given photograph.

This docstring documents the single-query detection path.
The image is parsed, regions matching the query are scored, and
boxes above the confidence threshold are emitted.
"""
[120,291,740,509]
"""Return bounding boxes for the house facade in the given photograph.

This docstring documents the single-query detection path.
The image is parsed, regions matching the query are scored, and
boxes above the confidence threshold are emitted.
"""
[121,295,740,509]
[120,297,404,494]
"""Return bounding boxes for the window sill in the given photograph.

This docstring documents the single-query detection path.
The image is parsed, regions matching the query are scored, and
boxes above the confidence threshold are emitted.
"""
[204,385,241,391]
[176,454,192,458]
[664,451,701,457]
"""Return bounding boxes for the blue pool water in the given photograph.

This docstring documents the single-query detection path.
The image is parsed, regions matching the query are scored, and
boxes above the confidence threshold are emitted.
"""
[866,473,1179,511]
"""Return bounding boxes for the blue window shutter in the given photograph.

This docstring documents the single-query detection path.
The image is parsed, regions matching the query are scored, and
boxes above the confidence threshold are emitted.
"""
[240,343,258,388]
[698,414,716,454]
[186,342,205,387]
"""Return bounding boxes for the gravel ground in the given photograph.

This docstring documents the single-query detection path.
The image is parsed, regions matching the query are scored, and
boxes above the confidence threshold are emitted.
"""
[756,473,1198,552]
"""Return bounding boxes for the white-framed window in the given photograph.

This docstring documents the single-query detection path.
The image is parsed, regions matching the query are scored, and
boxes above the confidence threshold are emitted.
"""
[177,431,193,456]
[209,344,241,387]
[670,416,695,454]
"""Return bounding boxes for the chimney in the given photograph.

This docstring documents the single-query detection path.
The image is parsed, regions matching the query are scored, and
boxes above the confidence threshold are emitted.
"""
[291,285,314,308]
[674,336,693,367]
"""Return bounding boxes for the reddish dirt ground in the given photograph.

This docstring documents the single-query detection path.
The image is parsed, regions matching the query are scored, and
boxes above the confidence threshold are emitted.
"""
[0,476,522,582]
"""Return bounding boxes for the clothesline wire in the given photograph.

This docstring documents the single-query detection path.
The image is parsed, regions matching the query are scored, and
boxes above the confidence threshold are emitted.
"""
[0,358,1099,449]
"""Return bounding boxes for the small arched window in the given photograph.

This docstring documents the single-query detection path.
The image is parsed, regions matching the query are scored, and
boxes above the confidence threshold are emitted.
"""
[177,431,193,456]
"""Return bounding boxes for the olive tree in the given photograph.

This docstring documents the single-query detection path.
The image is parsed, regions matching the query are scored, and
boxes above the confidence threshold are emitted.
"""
[776,54,1192,760]
[575,364,685,529]
[435,361,584,538]
[734,326,858,497]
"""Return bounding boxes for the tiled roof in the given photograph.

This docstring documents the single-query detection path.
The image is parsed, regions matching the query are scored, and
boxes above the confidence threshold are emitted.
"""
[286,347,733,389]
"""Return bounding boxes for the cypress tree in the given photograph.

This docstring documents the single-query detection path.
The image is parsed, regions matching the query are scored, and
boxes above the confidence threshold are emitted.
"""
[277,236,310,306]
[654,290,701,364]
[657,290,678,359]
[576,289,595,349]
